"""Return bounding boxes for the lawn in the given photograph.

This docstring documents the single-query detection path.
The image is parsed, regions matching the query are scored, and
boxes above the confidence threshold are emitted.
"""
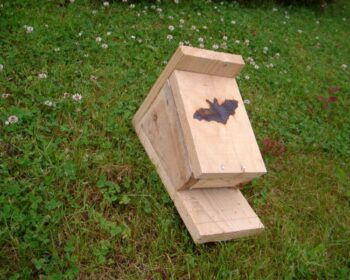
[1,0,350,279]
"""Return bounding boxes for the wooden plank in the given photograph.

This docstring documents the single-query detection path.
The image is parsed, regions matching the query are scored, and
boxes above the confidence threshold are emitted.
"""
[133,46,244,132]
[178,188,264,243]
[136,123,264,243]
[140,81,193,190]
[177,46,244,78]
[190,175,253,189]
[169,70,266,180]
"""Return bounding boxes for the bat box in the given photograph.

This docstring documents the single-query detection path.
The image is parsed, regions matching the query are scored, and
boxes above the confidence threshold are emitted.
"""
[133,46,267,243]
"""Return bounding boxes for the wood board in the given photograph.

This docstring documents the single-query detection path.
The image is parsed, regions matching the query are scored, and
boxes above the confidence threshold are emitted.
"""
[136,81,264,243]
[169,70,266,181]
[133,46,244,132]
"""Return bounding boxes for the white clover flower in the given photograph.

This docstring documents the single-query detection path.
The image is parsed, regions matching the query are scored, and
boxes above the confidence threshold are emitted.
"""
[166,34,173,40]
[131,35,136,40]
[263,47,268,54]
[235,40,240,44]
[341,64,348,70]
[316,20,320,24]
[0,64,3,71]
[70,0,75,3]
[168,15,174,20]
[106,31,112,36]
[244,99,251,104]
[273,7,278,12]
[103,1,109,7]
[275,53,280,58]
[212,44,219,50]
[63,92,70,98]
[38,73,47,79]
[72,93,83,102]
[197,12,201,16]
[191,25,196,30]
[203,25,207,30]
[297,29,303,34]
[44,100,54,107]
[179,19,185,24]
[199,43,204,48]
[2,93,10,99]
[254,64,260,70]
[101,43,108,49]
[174,0,179,4]
[92,10,97,15]
[137,38,143,43]
[231,20,236,24]
[198,37,204,43]
[96,36,102,43]
[7,115,18,124]
[244,75,250,80]
[54,47,60,52]
[282,21,287,25]
[342,17,346,21]
[156,8,162,12]
[168,25,175,31]
[178,41,184,46]
[130,4,135,8]
[24,25,33,33]
[244,39,250,46]
[223,35,228,41]
[84,53,89,58]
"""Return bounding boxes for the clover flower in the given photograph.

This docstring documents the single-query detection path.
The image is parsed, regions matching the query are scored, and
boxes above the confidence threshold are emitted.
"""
[72,93,83,102]
[7,115,18,124]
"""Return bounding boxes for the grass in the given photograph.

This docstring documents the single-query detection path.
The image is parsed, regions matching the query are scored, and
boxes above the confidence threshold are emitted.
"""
[0,0,349,279]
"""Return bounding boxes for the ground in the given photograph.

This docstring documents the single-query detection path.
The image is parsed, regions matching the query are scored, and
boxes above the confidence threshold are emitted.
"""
[0,0,349,279]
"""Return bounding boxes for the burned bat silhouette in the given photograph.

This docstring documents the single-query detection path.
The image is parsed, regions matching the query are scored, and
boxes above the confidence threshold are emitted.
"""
[193,98,238,124]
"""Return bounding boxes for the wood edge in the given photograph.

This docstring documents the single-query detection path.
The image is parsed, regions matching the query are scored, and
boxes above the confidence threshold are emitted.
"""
[194,224,264,244]
[169,70,203,178]
[133,47,185,127]
[180,45,245,66]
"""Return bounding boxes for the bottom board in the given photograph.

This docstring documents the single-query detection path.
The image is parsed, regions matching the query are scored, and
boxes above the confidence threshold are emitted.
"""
[136,105,264,242]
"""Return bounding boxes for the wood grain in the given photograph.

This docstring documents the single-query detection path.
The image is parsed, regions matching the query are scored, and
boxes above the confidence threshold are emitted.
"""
[133,46,244,132]
[169,70,266,180]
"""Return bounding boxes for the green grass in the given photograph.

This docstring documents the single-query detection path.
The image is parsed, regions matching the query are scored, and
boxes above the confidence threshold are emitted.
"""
[1,0,350,279]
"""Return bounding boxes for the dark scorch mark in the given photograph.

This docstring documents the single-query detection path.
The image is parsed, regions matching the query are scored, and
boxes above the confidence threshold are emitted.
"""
[193,98,238,124]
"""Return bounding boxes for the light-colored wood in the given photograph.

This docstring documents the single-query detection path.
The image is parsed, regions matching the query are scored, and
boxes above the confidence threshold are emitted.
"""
[133,46,266,243]
[169,70,266,180]
[133,46,244,132]
[178,188,264,243]
[177,46,244,78]
[190,176,251,189]
[136,124,264,243]
[140,81,193,190]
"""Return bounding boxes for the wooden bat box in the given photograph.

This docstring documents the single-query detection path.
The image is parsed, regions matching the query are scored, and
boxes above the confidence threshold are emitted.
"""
[133,46,267,243]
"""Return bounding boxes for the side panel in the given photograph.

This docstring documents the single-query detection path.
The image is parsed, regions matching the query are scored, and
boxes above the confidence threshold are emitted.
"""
[139,81,193,190]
